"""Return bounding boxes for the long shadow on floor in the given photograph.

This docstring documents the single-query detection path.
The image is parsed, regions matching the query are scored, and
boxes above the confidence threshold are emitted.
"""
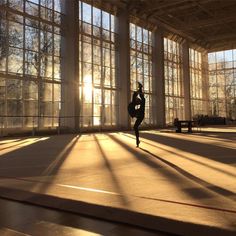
[0,135,81,195]
[121,133,236,178]
[94,134,129,206]
[139,147,236,200]
[139,131,236,164]
[0,135,79,174]
[191,132,236,142]
[108,134,236,202]
[0,138,42,151]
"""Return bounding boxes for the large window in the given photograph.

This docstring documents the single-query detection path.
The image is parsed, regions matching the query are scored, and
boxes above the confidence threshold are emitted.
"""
[164,38,184,125]
[0,0,62,129]
[130,23,154,125]
[189,48,207,117]
[208,49,236,119]
[78,1,117,128]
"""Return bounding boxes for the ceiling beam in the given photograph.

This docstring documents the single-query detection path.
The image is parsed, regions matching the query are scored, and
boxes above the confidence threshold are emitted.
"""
[192,0,235,34]
[208,41,236,52]
[179,15,236,30]
[104,0,236,51]
[145,0,188,12]
[205,33,236,42]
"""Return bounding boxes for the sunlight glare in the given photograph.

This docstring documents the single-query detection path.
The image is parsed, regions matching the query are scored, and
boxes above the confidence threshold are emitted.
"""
[83,75,93,101]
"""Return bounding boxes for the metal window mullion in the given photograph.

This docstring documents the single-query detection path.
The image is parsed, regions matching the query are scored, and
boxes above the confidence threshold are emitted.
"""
[3,76,7,129]
[7,4,59,29]
[171,50,174,97]
[80,2,84,127]
[38,2,41,129]
[91,6,95,127]
[224,67,227,116]
[80,24,84,127]
[141,28,144,86]
[5,6,10,128]
[135,25,137,89]
[176,45,180,97]
[78,5,81,130]
[100,9,104,128]
[147,31,154,124]
[22,0,26,129]
[109,13,112,125]
[52,0,55,127]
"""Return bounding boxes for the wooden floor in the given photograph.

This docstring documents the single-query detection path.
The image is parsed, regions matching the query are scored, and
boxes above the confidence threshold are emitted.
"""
[0,127,236,235]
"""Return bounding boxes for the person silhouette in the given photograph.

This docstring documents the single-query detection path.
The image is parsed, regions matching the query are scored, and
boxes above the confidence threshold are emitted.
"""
[128,82,145,147]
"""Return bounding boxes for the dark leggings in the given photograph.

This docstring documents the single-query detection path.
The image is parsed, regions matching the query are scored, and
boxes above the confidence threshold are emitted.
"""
[134,115,144,145]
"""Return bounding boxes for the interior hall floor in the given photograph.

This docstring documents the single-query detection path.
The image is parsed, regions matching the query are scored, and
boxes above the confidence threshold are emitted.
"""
[0,198,171,236]
[0,127,236,235]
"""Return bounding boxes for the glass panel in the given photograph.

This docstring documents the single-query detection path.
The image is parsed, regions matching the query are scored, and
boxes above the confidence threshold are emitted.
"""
[9,21,23,48]
[82,2,91,23]
[0,78,5,100]
[54,83,61,101]
[225,50,233,62]
[25,50,38,76]
[130,23,153,125]
[7,100,23,127]
[9,0,24,11]
[25,26,39,51]
[83,103,92,117]
[79,3,117,128]
[54,56,61,79]
[94,88,101,104]
[102,11,110,30]
[53,101,60,126]
[54,34,61,56]
[41,82,52,101]
[208,49,236,118]
[40,30,53,53]
[23,80,38,100]
[93,7,101,27]
[41,6,53,21]
[40,55,53,78]
[54,0,61,12]
[25,1,39,17]
[24,100,38,127]
[41,101,52,126]
[8,47,23,74]
[1,0,62,130]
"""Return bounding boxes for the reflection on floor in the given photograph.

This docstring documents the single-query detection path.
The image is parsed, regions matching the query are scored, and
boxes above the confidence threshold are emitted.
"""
[0,126,236,235]
[0,198,169,236]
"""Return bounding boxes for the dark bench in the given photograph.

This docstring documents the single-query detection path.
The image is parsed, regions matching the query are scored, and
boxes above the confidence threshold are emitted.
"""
[174,120,195,133]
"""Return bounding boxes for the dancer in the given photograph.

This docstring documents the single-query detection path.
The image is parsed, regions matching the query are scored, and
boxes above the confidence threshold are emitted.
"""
[128,82,145,147]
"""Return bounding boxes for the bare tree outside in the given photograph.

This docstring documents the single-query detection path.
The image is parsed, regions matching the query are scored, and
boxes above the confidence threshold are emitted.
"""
[0,0,62,128]
[208,51,236,120]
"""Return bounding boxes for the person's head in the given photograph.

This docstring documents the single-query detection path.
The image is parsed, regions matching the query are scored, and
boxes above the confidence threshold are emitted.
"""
[138,82,143,89]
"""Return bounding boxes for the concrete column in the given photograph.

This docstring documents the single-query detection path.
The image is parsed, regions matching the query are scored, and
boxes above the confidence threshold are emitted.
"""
[182,41,191,120]
[153,29,165,127]
[61,0,79,131]
[202,52,210,115]
[116,10,130,129]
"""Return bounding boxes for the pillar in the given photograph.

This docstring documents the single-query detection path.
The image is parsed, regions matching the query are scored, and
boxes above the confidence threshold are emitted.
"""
[153,28,165,127]
[116,9,130,129]
[202,51,210,115]
[182,41,191,120]
[61,0,79,131]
